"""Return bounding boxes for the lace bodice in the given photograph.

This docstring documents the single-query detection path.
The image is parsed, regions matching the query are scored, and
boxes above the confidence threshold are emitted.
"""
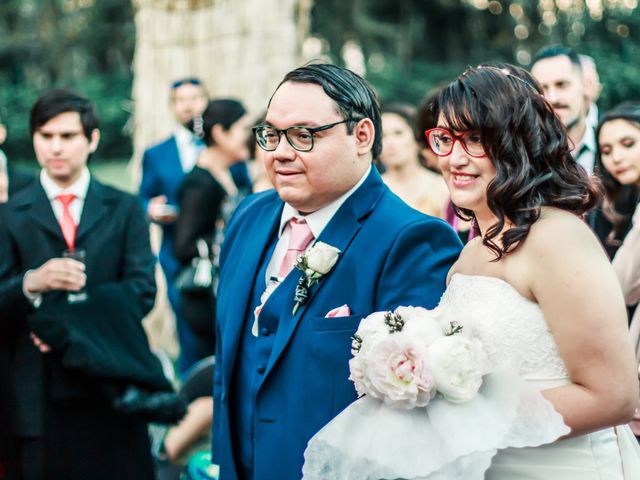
[438,274,569,382]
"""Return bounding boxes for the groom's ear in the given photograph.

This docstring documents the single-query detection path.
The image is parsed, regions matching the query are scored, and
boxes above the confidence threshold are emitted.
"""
[353,118,375,157]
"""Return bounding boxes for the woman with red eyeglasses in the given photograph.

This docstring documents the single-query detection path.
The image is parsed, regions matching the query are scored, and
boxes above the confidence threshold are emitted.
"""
[422,63,640,478]
[303,64,640,480]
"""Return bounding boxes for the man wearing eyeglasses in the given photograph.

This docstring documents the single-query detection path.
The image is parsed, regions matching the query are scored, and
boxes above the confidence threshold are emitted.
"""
[212,63,462,480]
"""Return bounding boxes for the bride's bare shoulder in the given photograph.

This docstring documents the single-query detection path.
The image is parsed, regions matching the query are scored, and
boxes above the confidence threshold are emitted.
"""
[446,237,483,283]
[526,207,600,250]
[521,206,608,271]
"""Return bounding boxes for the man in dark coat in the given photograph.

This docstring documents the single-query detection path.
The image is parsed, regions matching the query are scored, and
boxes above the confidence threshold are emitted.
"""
[0,116,34,479]
[0,89,166,480]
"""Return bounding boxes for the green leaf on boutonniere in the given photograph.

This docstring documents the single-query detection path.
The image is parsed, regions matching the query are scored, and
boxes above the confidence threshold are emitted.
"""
[291,241,341,315]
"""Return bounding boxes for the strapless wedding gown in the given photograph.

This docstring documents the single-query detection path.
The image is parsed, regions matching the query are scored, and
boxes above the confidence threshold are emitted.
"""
[443,274,640,479]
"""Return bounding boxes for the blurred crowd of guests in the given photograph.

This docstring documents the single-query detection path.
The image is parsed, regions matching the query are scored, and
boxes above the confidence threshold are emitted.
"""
[1,41,640,479]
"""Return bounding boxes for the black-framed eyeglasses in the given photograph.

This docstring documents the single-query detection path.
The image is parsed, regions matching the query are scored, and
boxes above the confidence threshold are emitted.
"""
[253,119,355,152]
[425,127,485,158]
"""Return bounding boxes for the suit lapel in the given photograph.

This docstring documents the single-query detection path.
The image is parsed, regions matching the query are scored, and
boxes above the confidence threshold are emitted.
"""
[168,137,185,175]
[75,180,112,243]
[257,168,386,388]
[23,183,65,242]
[221,197,283,388]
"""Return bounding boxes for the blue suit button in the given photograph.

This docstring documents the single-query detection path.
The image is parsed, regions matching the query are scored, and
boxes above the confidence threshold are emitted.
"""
[257,365,266,374]
[260,327,270,336]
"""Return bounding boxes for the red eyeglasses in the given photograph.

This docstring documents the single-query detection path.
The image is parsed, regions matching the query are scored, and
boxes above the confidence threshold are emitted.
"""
[425,128,485,158]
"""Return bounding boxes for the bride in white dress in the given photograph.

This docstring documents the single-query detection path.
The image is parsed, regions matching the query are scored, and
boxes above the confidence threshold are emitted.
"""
[302,63,640,480]
[426,63,640,478]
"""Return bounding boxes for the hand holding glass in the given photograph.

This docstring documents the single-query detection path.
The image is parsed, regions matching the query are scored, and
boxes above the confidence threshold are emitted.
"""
[62,248,88,303]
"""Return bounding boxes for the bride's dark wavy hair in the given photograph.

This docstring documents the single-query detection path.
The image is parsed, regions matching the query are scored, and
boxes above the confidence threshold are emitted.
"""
[432,63,601,259]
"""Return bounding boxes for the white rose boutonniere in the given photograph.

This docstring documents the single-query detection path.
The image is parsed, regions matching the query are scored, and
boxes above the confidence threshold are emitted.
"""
[292,241,340,314]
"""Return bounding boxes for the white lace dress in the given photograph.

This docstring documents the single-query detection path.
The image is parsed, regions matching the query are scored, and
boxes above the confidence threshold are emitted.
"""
[444,274,640,479]
[302,274,640,479]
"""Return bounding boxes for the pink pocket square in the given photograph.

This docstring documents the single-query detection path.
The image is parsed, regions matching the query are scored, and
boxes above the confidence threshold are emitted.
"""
[325,304,351,318]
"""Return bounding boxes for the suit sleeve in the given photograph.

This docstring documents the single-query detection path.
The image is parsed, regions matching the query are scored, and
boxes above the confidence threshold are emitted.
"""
[0,206,31,332]
[138,150,159,215]
[211,319,222,463]
[376,217,462,310]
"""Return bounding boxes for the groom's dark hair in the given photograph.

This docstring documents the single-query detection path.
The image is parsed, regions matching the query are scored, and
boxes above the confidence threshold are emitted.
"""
[272,63,382,159]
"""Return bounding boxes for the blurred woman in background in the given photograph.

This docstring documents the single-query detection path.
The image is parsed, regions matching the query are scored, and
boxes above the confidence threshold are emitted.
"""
[174,98,251,362]
[379,102,448,219]
[597,102,640,438]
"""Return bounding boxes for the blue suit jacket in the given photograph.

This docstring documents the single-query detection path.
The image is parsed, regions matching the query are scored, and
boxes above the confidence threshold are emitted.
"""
[139,136,184,280]
[213,168,462,479]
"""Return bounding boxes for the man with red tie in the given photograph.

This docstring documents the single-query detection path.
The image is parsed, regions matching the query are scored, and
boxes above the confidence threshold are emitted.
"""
[0,89,163,480]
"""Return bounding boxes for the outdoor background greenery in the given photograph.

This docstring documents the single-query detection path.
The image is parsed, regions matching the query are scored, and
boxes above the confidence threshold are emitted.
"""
[0,0,638,179]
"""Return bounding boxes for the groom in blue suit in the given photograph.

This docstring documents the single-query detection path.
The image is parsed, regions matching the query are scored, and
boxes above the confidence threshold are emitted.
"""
[213,64,462,479]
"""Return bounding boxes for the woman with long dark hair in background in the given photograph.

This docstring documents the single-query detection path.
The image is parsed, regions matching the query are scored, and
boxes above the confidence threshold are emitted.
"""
[174,98,252,362]
[597,102,640,439]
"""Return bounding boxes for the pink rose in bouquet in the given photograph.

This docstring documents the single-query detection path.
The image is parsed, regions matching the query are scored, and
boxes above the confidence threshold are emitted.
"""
[366,334,436,409]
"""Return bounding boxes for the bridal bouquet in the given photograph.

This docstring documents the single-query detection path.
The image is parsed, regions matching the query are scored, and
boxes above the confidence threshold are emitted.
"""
[302,306,570,480]
[349,306,489,409]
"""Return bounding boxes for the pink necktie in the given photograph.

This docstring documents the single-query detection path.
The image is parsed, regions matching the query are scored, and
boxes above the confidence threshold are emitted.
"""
[278,218,314,278]
[57,193,77,250]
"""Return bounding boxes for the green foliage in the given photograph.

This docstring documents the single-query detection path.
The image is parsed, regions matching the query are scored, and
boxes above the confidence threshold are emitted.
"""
[0,72,133,164]
[0,0,134,164]
[310,0,640,111]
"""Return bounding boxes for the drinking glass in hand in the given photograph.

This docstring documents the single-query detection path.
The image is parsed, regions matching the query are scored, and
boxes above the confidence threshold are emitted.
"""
[62,248,88,303]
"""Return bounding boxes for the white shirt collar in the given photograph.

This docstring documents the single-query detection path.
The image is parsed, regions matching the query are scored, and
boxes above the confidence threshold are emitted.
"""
[0,150,6,171]
[40,167,91,201]
[278,165,372,239]
[585,103,599,132]
[175,124,196,145]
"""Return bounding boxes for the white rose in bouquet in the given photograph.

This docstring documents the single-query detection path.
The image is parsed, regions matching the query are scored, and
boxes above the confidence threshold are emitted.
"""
[352,311,388,356]
[304,241,341,275]
[366,334,436,409]
[396,306,444,348]
[427,335,488,403]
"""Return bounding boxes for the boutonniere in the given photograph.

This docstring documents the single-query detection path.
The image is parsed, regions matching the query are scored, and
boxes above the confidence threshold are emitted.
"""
[292,241,341,315]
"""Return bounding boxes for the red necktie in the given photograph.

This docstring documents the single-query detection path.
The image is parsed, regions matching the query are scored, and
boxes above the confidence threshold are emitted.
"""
[57,193,77,250]
[278,218,314,278]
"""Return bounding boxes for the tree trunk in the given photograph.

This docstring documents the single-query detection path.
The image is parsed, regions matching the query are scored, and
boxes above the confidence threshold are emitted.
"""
[130,0,312,172]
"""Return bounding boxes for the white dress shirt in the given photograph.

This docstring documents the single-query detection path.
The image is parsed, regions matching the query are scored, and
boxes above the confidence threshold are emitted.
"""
[174,125,202,173]
[264,166,372,284]
[40,167,91,224]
